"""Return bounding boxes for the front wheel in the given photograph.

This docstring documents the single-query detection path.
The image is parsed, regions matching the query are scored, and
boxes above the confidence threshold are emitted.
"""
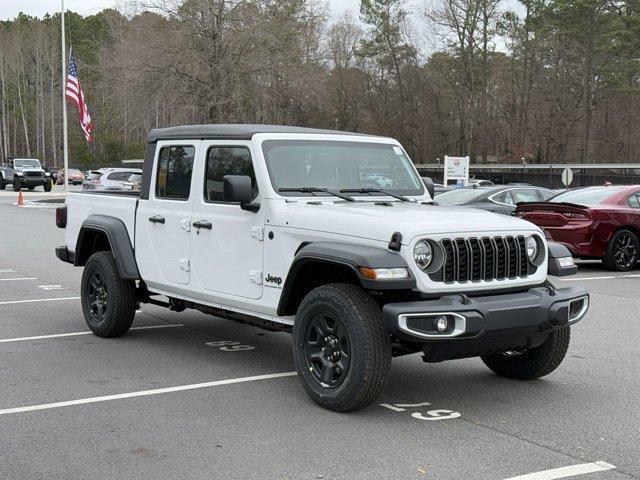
[481,327,570,380]
[12,179,21,191]
[81,251,136,337]
[603,229,639,271]
[43,180,52,192]
[292,283,392,412]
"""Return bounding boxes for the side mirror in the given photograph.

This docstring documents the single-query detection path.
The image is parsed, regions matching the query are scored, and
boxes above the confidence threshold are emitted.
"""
[223,175,259,211]
[422,177,435,199]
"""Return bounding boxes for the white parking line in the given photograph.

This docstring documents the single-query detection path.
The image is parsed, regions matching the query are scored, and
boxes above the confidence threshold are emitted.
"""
[0,277,38,282]
[0,324,184,343]
[0,371,298,415]
[0,296,80,306]
[503,461,615,480]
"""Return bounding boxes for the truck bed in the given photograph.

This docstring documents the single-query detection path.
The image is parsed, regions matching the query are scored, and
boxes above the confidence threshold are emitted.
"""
[65,191,139,253]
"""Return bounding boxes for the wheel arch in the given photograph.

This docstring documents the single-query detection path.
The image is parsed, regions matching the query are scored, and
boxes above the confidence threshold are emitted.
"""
[75,215,140,280]
[276,242,415,316]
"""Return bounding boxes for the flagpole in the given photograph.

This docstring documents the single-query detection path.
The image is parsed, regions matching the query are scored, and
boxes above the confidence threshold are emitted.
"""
[61,0,69,191]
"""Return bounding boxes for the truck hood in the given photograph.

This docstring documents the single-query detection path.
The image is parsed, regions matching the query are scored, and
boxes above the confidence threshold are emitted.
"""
[288,201,540,243]
[16,168,45,174]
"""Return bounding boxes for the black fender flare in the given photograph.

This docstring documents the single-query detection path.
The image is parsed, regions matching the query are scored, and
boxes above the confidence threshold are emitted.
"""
[547,241,578,277]
[75,214,140,279]
[277,242,415,316]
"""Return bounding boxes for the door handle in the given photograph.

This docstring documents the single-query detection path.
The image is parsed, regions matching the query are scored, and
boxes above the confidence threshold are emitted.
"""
[193,220,213,230]
[148,215,165,224]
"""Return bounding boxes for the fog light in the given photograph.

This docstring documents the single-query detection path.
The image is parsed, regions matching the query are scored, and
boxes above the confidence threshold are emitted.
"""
[435,316,448,332]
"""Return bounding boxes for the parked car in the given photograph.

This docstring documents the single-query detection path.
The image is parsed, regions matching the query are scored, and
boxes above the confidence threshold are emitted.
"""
[467,178,494,187]
[55,124,587,412]
[515,185,640,271]
[123,172,143,191]
[434,185,554,215]
[57,168,85,185]
[0,157,52,191]
[44,166,60,183]
[82,168,143,191]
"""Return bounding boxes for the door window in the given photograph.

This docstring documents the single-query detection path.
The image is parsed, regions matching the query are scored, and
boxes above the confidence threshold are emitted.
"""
[491,191,514,205]
[155,146,195,200]
[204,146,258,202]
[511,189,540,203]
[628,194,640,208]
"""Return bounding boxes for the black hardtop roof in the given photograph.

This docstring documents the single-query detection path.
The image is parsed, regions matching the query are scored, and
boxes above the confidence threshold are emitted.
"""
[146,124,373,142]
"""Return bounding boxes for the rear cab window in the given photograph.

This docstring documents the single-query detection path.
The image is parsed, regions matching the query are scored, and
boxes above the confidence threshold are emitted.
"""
[155,146,195,200]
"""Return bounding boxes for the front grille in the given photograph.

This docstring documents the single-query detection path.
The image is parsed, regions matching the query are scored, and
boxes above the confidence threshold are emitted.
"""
[23,171,44,177]
[430,236,536,283]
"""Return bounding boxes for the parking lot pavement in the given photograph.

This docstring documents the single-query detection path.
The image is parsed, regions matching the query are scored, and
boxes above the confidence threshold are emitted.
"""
[1,200,639,479]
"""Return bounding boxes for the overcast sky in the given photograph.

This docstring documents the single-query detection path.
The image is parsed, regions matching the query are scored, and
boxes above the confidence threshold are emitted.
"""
[0,0,363,21]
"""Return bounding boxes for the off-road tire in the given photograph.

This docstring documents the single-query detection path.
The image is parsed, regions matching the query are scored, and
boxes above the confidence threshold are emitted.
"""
[603,228,639,271]
[481,327,570,380]
[43,180,52,192]
[81,251,136,338]
[12,179,21,191]
[292,283,392,412]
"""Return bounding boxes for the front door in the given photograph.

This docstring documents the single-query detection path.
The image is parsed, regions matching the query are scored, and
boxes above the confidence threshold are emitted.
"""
[191,141,264,299]
[136,143,197,286]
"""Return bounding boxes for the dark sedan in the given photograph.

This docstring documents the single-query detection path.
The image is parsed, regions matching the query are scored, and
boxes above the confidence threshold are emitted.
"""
[434,185,554,215]
[515,185,640,271]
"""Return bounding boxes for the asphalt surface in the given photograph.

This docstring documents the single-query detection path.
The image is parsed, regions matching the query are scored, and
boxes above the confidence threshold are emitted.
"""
[0,189,638,479]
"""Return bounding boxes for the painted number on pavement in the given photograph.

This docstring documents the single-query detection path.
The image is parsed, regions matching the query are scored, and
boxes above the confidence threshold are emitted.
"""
[205,340,255,352]
[380,402,461,421]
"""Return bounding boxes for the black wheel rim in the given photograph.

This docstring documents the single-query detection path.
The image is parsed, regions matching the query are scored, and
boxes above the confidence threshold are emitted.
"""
[303,313,351,388]
[87,272,108,321]
[613,232,638,269]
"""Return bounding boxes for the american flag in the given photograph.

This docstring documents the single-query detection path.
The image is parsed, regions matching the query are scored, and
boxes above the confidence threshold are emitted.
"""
[65,51,93,142]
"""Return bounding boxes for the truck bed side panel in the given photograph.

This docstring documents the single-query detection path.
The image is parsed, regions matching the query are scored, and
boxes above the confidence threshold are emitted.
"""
[65,192,138,253]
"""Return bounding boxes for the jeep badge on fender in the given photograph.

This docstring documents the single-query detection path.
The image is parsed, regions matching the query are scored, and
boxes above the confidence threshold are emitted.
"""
[55,124,589,412]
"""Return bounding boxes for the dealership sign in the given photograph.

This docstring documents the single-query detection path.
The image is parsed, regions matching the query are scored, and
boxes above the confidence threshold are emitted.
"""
[444,156,470,186]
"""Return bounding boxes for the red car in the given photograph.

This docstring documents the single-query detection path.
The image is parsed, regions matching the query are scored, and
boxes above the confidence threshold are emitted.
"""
[56,168,85,185]
[515,185,640,271]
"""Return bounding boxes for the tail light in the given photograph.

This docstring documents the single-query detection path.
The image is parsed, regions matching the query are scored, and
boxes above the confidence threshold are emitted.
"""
[56,206,67,228]
[561,211,590,221]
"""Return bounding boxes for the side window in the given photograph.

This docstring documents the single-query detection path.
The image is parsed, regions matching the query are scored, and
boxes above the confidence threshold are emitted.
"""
[155,146,195,200]
[628,194,640,208]
[492,191,514,205]
[538,189,555,200]
[205,146,258,202]
[511,189,539,203]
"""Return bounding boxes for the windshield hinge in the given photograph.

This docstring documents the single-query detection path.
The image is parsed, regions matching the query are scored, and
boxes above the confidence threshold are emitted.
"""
[251,226,264,241]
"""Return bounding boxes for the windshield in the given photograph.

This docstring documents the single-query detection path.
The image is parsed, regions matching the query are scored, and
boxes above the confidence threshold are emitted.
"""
[262,140,424,197]
[550,186,628,206]
[67,169,82,175]
[14,159,41,169]
[435,188,486,205]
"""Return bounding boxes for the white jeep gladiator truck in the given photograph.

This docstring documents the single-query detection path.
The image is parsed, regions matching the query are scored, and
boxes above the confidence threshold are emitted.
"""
[56,125,589,411]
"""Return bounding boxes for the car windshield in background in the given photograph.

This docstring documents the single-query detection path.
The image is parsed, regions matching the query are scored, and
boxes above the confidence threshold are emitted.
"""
[262,140,424,197]
[14,159,41,168]
[550,186,628,206]
[435,188,486,205]
[68,169,82,175]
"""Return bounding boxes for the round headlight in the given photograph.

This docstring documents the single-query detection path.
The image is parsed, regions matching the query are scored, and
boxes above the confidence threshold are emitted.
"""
[526,235,538,262]
[414,240,433,271]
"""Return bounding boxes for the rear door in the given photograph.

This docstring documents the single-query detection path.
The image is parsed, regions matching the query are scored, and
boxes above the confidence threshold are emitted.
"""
[135,142,198,286]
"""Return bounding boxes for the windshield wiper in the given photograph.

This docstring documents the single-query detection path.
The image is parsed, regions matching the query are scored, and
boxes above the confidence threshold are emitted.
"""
[340,188,411,202]
[279,187,354,202]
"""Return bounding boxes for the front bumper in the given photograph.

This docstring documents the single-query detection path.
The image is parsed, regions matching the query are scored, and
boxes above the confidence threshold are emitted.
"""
[18,176,48,186]
[383,285,589,361]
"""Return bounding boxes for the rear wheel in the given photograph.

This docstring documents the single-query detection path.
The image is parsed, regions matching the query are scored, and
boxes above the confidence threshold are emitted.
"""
[603,229,639,271]
[481,327,570,380]
[292,283,391,412]
[81,251,136,337]
[0,178,5,190]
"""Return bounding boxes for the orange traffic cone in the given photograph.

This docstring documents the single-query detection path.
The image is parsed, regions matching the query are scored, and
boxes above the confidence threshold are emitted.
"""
[17,191,24,207]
